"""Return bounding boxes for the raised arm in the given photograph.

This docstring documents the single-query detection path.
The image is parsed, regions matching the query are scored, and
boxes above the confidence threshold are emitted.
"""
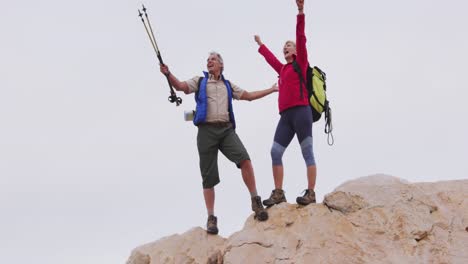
[159,64,190,94]
[240,83,278,102]
[255,35,284,74]
[295,0,308,66]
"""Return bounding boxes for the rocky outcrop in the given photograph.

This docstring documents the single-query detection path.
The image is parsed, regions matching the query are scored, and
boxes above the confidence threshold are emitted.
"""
[127,174,468,264]
[126,227,225,264]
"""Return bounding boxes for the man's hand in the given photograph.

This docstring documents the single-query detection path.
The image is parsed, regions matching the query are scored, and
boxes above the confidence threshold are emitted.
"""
[271,83,279,92]
[296,0,304,13]
[160,63,170,76]
[254,35,263,46]
[158,64,190,93]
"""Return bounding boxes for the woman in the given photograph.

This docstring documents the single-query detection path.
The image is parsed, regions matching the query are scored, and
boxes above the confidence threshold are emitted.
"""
[255,0,317,206]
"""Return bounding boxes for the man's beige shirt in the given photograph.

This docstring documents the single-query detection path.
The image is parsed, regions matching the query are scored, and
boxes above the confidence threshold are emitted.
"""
[186,74,245,123]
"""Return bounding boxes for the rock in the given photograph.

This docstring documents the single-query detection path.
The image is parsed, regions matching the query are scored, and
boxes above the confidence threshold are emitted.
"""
[127,227,225,264]
[126,251,150,264]
[127,175,468,264]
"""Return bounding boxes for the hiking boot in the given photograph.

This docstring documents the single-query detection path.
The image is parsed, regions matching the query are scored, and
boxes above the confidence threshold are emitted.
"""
[263,189,287,207]
[206,215,219,235]
[251,196,268,221]
[296,189,316,206]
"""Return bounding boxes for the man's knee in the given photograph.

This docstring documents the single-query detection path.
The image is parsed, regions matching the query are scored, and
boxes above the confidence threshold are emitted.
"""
[239,159,252,169]
[202,175,220,189]
[271,142,286,166]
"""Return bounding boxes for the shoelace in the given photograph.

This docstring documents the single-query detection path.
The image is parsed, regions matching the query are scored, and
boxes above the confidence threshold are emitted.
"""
[254,197,262,207]
[273,189,284,196]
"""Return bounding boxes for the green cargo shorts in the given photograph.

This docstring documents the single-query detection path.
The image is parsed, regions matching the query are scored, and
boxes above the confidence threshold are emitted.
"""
[197,123,250,189]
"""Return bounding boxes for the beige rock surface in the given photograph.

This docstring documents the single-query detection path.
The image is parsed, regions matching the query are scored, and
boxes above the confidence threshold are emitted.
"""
[126,227,226,264]
[127,174,468,264]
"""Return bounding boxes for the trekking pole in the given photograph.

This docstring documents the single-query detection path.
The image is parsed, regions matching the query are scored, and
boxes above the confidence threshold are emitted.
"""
[138,5,182,106]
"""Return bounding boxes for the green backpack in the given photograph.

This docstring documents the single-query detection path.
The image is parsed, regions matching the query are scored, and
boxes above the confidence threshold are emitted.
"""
[292,61,334,145]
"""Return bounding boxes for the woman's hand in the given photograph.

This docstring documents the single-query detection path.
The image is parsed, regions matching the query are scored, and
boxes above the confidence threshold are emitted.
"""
[296,0,304,13]
[254,35,263,46]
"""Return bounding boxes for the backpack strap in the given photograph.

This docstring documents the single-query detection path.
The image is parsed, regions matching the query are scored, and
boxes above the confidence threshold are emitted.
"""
[293,61,326,109]
[195,77,203,98]
[292,60,305,99]
[194,76,206,104]
[226,80,234,94]
[314,66,326,82]
[193,72,210,126]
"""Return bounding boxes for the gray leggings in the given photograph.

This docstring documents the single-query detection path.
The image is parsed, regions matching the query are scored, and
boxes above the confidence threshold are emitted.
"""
[271,106,315,166]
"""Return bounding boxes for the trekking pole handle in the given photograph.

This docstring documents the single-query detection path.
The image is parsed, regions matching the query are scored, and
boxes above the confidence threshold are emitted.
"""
[162,70,182,106]
[152,36,182,105]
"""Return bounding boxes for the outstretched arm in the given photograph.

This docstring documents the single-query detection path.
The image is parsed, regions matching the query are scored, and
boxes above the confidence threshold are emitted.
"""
[240,83,278,101]
[255,35,283,74]
[159,64,190,94]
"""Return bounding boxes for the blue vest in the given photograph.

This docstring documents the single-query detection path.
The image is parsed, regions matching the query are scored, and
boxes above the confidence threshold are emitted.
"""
[193,71,236,129]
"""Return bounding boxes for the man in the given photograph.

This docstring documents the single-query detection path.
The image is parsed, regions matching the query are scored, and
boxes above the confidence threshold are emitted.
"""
[160,52,278,234]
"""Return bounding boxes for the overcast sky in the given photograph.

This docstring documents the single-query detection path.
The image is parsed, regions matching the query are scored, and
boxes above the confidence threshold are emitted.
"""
[1,0,467,263]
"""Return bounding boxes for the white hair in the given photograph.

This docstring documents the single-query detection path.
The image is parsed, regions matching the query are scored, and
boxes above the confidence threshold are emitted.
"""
[285,40,296,48]
[209,51,224,72]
